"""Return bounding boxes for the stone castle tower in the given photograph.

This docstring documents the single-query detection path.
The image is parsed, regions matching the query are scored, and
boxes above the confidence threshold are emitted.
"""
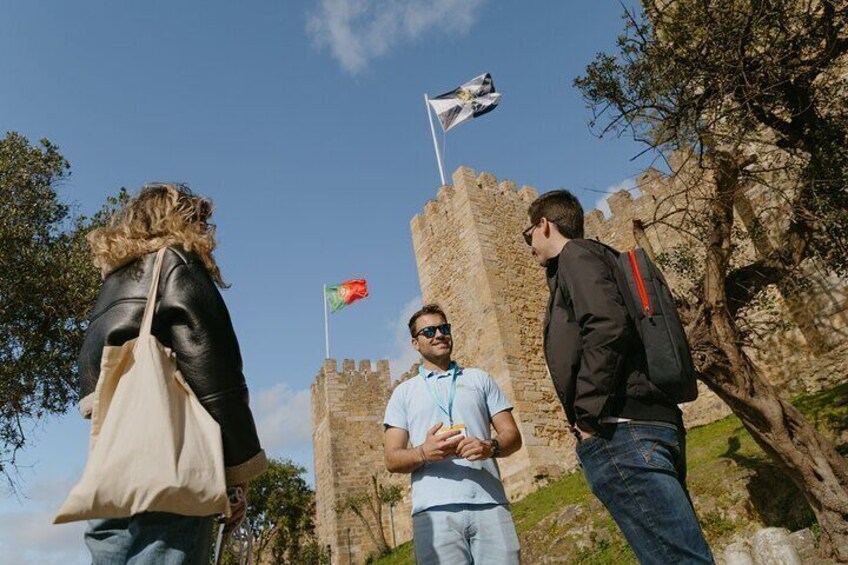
[409,167,575,497]
[311,359,413,565]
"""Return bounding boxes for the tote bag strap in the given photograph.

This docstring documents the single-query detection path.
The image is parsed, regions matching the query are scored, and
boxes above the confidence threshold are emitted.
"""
[139,248,167,338]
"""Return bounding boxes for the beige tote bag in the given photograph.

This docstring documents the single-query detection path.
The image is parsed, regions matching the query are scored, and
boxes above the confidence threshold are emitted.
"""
[55,249,230,524]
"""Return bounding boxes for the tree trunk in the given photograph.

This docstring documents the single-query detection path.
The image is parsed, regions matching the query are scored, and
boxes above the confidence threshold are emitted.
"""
[697,152,848,561]
[369,476,390,555]
[349,505,387,559]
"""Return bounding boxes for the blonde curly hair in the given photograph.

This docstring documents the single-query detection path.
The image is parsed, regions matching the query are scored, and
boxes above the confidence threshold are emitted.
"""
[87,183,226,287]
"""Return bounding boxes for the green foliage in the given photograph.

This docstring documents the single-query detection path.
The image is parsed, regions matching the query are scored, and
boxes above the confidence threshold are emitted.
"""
[337,475,392,559]
[655,244,703,292]
[510,469,592,532]
[378,484,403,507]
[225,458,325,565]
[572,530,637,565]
[0,131,125,481]
[792,382,848,455]
[574,0,848,274]
[368,541,413,565]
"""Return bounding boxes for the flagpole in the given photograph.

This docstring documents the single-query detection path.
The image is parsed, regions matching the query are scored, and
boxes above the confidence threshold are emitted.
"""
[323,284,330,359]
[424,94,447,186]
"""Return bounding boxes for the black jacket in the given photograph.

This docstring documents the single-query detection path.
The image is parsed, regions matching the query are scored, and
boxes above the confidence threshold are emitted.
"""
[78,247,267,484]
[544,239,680,435]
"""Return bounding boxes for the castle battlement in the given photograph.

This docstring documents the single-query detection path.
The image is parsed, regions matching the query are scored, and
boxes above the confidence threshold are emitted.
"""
[319,358,391,377]
[412,166,539,235]
[414,163,688,245]
[311,356,408,565]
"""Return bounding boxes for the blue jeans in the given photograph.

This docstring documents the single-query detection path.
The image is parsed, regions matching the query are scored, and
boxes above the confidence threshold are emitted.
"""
[85,512,215,565]
[576,421,714,564]
[412,503,520,564]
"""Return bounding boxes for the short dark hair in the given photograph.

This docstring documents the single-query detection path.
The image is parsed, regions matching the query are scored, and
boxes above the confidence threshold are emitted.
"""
[408,304,448,337]
[528,189,584,239]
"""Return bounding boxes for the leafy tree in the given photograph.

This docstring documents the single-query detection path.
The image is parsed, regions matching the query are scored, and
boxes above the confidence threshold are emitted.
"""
[0,131,125,485]
[379,483,403,548]
[219,458,326,565]
[575,1,848,559]
[337,475,403,559]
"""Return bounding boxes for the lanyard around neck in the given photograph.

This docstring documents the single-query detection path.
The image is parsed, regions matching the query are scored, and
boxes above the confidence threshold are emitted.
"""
[422,369,458,426]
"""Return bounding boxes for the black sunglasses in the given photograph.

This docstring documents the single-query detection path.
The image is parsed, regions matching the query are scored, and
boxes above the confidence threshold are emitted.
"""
[523,216,567,246]
[415,323,452,339]
[522,222,539,246]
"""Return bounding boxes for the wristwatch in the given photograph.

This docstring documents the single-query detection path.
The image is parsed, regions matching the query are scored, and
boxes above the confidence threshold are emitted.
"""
[490,438,501,458]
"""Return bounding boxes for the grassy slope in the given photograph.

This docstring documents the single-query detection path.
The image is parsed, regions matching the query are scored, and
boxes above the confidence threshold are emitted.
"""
[373,383,848,564]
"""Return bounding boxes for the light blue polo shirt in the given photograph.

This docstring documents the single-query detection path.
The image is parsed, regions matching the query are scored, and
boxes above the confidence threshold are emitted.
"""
[383,363,513,515]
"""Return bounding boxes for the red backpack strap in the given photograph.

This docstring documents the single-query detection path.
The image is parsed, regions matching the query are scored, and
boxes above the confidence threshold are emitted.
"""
[628,249,653,318]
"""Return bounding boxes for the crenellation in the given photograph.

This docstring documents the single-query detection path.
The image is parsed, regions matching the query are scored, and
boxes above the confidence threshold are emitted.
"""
[636,167,667,196]
[409,214,427,242]
[312,358,409,565]
[518,184,538,203]
[584,208,607,237]
[435,184,454,204]
[395,362,422,388]
[323,358,338,374]
[452,165,477,191]
[607,189,634,217]
[499,179,517,193]
[423,199,440,218]
[477,171,498,190]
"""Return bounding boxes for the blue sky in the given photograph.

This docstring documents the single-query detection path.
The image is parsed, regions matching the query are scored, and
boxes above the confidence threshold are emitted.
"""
[0,1,650,562]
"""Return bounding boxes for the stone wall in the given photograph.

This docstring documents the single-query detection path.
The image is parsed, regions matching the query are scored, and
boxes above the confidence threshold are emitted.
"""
[311,359,413,565]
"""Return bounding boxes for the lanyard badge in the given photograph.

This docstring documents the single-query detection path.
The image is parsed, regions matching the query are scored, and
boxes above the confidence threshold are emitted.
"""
[422,368,459,427]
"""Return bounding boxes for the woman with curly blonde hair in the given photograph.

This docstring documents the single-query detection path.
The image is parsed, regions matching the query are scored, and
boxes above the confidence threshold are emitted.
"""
[78,183,267,564]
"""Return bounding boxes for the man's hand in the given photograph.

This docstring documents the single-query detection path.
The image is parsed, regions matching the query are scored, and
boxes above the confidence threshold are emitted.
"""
[456,436,494,461]
[577,427,594,440]
[422,422,462,462]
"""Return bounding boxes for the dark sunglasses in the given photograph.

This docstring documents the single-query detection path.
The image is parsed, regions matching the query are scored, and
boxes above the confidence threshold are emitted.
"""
[523,216,567,246]
[522,222,539,246]
[415,323,452,339]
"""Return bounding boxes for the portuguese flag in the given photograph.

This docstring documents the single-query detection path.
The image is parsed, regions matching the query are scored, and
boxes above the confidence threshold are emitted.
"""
[325,279,369,313]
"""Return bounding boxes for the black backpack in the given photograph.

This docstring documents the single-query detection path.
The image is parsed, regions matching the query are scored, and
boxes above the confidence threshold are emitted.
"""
[574,240,699,403]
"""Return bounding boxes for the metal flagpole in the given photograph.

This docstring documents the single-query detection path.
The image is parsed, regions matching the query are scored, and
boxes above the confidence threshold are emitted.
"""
[424,94,447,186]
[323,284,330,359]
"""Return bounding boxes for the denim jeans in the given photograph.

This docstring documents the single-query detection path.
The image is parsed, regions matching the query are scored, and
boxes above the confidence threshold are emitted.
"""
[85,511,215,565]
[576,421,714,564]
[412,503,520,564]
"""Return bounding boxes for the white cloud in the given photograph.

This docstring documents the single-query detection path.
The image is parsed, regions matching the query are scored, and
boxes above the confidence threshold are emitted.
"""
[387,295,422,380]
[592,177,640,218]
[307,0,486,74]
[0,474,88,565]
[253,384,313,453]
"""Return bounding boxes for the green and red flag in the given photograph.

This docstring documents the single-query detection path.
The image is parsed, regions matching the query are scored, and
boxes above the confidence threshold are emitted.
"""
[325,279,369,313]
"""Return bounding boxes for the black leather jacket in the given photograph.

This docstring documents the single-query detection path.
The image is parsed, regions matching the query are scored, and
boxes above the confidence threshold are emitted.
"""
[78,247,267,484]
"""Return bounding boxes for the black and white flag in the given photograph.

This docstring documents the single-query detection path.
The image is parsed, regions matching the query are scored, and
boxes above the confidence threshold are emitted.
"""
[428,73,501,132]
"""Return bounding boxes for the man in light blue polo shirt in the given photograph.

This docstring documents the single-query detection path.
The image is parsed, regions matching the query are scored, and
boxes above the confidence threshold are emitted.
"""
[384,304,522,564]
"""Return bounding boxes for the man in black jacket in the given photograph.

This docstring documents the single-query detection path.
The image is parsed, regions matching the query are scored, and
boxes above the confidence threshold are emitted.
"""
[525,190,713,564]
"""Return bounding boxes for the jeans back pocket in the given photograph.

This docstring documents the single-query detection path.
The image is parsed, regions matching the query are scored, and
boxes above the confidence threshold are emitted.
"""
[629,423,680,473]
